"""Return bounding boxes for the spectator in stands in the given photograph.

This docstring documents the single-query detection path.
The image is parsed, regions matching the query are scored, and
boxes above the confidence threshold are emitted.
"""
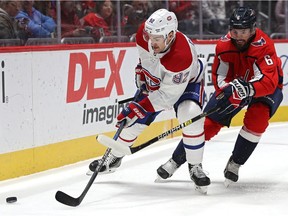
[46,1,57,21]
[122,0,149,37]
[202,0,226,20]
[15,1,56,40]
[80,0,115,42]
[169,0,194,21]
[202,0,227,34]
[61,1,87,38]
[147,1,165,15]
[80,0,96,18]
[168,1,200,35]
[275,0,286,33]
[169,0,227,35]
[0,0,20,39]
[33,1,56,20]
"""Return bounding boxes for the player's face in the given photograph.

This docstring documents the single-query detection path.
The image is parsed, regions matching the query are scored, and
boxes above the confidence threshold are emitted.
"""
[230,28,254,49]
[7,1,20,17]
[147,34,166,54]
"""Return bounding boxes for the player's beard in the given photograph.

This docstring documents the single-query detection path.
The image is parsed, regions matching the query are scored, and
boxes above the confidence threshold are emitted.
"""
[231,34,256,52]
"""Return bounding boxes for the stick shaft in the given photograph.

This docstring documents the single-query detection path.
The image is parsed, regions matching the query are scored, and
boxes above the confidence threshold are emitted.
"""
[55,123,124,207]
[55,89,142,207]
[130,106,219,154]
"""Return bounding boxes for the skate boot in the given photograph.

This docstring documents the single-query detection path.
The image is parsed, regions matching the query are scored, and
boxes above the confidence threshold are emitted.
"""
[224,156,241,187]
[86,153,123,176]
[189,163,210,194]
[156,158,181,181]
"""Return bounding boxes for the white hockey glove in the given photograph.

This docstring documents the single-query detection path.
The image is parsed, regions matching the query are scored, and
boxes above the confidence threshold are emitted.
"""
[135,63,146,89]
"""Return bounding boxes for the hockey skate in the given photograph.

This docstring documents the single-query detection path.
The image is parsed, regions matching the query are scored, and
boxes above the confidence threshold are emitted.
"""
[189,163,210,194]
[224,156,241,187]
[86,153,123,176]
[155,158,181,182]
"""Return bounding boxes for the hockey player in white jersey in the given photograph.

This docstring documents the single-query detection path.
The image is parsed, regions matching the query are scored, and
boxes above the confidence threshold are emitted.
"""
[88,9,210,193]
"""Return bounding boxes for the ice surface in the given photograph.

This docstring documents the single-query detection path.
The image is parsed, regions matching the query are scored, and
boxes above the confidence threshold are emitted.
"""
[1,122,288,216]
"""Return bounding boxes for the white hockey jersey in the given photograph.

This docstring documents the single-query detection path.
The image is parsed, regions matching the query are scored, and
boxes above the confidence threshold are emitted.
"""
[135,23,203,112]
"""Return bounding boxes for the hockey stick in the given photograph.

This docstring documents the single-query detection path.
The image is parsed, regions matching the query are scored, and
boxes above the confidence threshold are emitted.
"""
[55,89,142,207]
[55,122,125,207]
[118,96,135,104]
[97,106,220,155]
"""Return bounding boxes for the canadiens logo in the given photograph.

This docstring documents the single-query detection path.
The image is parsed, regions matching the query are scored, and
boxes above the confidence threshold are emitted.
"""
[142,68,161,91]
[251,37,266,47]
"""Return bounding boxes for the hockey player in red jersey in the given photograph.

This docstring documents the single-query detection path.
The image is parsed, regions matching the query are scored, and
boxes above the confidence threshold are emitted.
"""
[157,7,283,186]
[88,8,210,193]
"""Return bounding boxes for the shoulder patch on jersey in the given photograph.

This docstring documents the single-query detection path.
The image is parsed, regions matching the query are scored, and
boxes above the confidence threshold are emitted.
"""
[220,34,231,42]
[251,37,266,47]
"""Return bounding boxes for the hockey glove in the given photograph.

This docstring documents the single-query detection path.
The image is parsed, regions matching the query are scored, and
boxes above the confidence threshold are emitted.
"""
[216,78,254,115]
[135,63,146,89]
[116,98,154,128]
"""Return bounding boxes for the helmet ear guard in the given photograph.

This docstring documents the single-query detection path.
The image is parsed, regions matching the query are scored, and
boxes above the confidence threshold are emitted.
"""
[142,28,150,42]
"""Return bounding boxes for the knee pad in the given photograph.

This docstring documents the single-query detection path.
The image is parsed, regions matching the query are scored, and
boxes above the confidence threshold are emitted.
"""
[177,100,204,148]
[118,124,147,145]
[244,103,270,134]
[112,124,147,157]
[177,100,205,164]
[177,100,204,135]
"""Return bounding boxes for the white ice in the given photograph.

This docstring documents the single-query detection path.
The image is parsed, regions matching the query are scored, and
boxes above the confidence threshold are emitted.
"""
[1,122,288,216]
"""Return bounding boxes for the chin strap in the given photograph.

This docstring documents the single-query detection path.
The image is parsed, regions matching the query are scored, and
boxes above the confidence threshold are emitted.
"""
[163,32,176,52]
[149,32,176,55]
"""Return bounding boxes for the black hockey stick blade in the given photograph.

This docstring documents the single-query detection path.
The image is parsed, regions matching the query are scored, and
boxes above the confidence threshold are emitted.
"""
[55,150,104,207]
[55,190,82,207]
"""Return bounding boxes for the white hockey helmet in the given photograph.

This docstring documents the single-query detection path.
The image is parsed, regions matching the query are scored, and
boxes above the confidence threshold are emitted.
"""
[144,9,178,39]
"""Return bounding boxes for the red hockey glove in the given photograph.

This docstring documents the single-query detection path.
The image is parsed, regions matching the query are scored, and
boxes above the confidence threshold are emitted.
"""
[216,78,254,115]
[116,97,154,128]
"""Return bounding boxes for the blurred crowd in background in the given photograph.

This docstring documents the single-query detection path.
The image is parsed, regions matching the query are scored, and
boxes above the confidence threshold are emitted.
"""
[0,0,287,46]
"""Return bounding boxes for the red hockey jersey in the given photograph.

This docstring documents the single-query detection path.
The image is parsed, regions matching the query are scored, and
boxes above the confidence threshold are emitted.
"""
[212,28,283,97]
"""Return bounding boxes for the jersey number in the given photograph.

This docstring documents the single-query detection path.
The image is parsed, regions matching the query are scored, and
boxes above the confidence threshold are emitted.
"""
[173,72,189,84]
[264,55,273,65]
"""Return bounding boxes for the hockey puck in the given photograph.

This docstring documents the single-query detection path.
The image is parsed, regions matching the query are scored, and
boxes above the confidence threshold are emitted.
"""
[6,197,17,203]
